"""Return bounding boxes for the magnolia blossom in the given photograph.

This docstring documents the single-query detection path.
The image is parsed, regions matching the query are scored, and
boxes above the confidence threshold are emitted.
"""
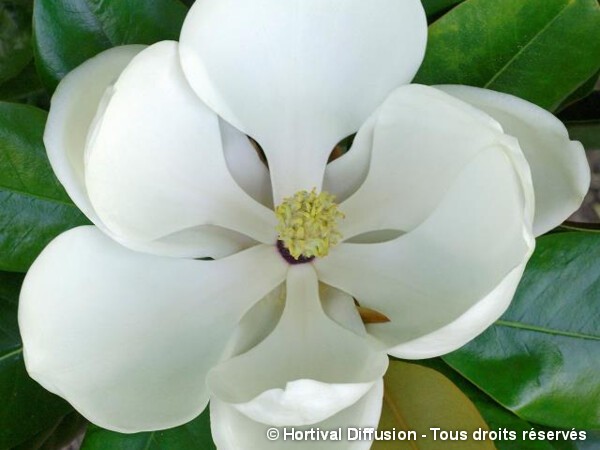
[19,0,588,448]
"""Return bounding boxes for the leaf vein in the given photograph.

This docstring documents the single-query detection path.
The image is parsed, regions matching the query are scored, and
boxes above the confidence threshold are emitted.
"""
[495,320,600,341]
[383,386,419,450]
[0,185,76,207]
[0,346,23,364]
[484,1,573,88]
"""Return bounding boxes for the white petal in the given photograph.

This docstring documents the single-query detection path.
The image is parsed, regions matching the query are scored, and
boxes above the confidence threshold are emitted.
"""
[208,265,388,426]
[224,283,366,361]
[44,45,258,259]
[221,119,273,208]
[436,85,590,236]
[337,85,511,239]
[388,262,526,359]
[222,285,285,359]
[320,284,367,337]
[211,381,383,450]
[85,41,277,245]
[119,225,257,259]
[19,226,286,432]
[179,0,427,201]
[323,114,376,203]
[44,45,145,224]
[234,380,374,427]
[316,145,534,356]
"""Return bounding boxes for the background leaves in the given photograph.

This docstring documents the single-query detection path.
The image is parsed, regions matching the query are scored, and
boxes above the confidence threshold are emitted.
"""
[33,0,189,90]
[0,102,88,272]
[81,409,215,450]
[0,0,598,448]
[0,1,33,86]
[421,0,464,18]
[415,0,600,111]
[444,232,600,430]
[375,360,494,449]
[0,271,75,449]
[13,412,87,450]
[417,359,595,450]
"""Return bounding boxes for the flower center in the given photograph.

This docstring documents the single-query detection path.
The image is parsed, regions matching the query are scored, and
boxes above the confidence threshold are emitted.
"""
[275,188,344,263]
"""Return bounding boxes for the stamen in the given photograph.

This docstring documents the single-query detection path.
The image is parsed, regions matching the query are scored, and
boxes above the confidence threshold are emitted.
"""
[275,188,344,262]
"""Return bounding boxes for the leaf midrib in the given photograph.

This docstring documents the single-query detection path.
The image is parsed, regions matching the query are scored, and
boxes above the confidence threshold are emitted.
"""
[0,184,76,207]
[82,0,116,47]
[0,346,22,363]
[483,0,573,88]
[383,387,420,450]
[495,320,600,341]
[142,431,156,450]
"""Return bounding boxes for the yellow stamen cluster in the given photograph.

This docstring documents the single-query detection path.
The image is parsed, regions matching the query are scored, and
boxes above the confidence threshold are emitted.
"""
[275,188,344,260]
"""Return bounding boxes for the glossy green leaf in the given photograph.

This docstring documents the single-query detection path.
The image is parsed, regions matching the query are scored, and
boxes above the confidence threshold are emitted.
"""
[421,0,465,18]
[558,70,599,112]
[33,0,188,90]
[414,0,600,111]
[416,359,587,450]
[567,121,600,150]
[0,102,89,272]
[12,412,87,450]
[81,408,215,450]
[560,91,600,123]
[444,232,600,429]
[374,360,494,449]
[0,62,49,107]
[577,431,600,450]
[0,271,73,448]
[562,89,599,150]
[0,1,33,86]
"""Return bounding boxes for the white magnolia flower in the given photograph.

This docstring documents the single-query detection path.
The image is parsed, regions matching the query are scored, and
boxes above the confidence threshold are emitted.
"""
[19,0,589,448]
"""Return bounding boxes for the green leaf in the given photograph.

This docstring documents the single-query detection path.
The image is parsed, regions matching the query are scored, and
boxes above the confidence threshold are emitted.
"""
[0,271,74,448]
[0,62,49,108]
[374,360,494,449]
[567,121,600,150]
[560,91,600,123]
[562,90,600,150]
[444,232,600,429]
[81,408,215,450]
[33,0,189,90]
[0,1,33,86]
[12,412,87,450]
[0,102,89,272]
[536,429,600,450]
[416,359,583,450]
[421,0,465,18]
[578,431,600,450]
[558,70,599,112]
[414,0,600,111]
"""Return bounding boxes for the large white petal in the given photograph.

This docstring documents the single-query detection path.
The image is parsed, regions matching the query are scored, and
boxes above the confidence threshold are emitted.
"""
[388,262,526,359]
[223,283,366,361]
[211,381,383,450]
[19,226,286,432]
[44,45,145,225]
[436,85,590,236]
[221,120,273,208]
[316,144,534,356]
[322,114,376,203]
[85,41,277,246]
[179,0,427,201]
[120,225,257,259]
[44,44,261,259]
[337,85,511,239]
[222,285,285,359]
[208,265,388,426]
